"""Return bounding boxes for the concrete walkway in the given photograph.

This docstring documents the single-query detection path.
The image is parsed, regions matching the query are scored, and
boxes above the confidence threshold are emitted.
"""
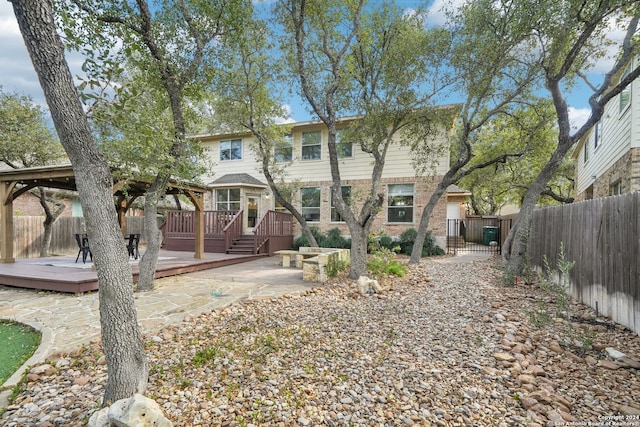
[0,256,314,405]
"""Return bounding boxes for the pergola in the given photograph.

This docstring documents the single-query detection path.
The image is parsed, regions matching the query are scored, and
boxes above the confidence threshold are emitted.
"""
[0,164,210,263]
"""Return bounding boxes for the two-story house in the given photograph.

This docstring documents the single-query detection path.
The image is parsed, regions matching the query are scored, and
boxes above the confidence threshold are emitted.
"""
[192,116,454,245]
[573,57,640,200]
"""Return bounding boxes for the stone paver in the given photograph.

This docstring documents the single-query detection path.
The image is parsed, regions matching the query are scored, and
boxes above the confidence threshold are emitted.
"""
[0,255,313,408]
[0,256,312,357]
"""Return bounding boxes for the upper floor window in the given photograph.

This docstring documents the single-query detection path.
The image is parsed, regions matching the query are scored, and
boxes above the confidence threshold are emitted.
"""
[220,139,242,161]
[594,122,602,150]
[301,187,321,222]
[275,134,293,162]
[583,142,589,163]
[331,186,351,222]
[620,66,631,112]
[216,188,241,211]
[302,131,321,160]
[336,129,353,158]
[388,184,414,223]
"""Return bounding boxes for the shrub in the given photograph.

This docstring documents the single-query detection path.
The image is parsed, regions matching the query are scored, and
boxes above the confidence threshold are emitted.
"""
[322,228,350,249]
[325,255,350,278]
[368,230,397,253]
[398,228,444,256]
[293,226,323,249]
[367,247,408,278]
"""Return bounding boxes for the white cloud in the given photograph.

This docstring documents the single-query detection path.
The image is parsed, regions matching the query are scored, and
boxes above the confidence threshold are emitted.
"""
[0,3,44,103]
[568,106,591,131]
[426,0,453,27]
[274,104,295,124]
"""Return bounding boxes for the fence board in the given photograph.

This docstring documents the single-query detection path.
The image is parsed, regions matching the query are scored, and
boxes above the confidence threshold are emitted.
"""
[528,192,640,335]
[2,216,144,259]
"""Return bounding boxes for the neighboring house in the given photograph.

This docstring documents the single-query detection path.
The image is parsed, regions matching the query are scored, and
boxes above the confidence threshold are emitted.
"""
[573,56,640,200]
[193,114,456,242]
[12,189,76,217]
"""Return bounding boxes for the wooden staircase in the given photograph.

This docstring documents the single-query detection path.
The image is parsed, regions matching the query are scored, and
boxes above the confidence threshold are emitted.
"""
[227,234,256,255]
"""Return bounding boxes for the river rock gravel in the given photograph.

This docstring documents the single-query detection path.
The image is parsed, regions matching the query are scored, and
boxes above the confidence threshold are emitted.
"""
[1,257,639,426]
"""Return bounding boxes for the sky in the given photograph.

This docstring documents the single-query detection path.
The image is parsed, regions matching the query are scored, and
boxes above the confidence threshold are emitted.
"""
[0,1,626,130]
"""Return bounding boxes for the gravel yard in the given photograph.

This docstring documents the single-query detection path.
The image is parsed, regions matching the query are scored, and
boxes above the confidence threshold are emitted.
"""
[2,257,639,426]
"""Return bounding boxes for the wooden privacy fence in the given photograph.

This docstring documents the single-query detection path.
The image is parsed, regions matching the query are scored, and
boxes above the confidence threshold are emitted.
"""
[4,216,145,259]
[528,192,639,335]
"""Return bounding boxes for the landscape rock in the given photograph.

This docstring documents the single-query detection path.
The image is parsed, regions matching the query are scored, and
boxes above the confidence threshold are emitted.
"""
[3,259,640,426]
[107,394,172,427]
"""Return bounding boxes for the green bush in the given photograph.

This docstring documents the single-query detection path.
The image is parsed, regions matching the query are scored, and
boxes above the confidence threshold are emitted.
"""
[322,228,350,249]
[293,226,324,249]
[367,247,408,278]
[398,228,444,256]
[368,230,398,253]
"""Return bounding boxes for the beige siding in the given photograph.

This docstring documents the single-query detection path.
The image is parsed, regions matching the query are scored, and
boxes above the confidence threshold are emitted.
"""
[194,119,452,240]
[575,55,640,198]
[197,123,450,185]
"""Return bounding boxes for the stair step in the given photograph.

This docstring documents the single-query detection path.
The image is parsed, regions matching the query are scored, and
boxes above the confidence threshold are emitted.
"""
[226,234,258,254]
[227,249,254,254]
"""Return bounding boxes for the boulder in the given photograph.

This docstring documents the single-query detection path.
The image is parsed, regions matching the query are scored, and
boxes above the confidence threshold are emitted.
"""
[358,276,389,295]
[87,408,109,427]
[87,394,172,427]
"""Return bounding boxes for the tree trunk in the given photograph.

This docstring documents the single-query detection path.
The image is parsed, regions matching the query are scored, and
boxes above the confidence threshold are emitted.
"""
[347,225,369,279]
[502,143,570,276]
[10,0,148,405]
[410,180,450,264]
[37,187,65,257]
[136,180,166,291]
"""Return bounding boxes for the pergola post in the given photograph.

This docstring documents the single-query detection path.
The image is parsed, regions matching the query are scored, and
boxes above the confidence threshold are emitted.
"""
[0,182,15,263]
[116,196,127,236]
[187,190,205,259]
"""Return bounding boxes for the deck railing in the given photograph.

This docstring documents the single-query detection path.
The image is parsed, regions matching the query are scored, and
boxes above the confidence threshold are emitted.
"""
[223,210,244,252]
[165,210,240,238]
[253,210,294,255]
[163,209,292,254]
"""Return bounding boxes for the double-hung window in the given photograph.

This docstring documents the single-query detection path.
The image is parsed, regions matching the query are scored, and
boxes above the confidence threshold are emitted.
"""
[388,184,414,223]
[301,187,321,222]
[216,188,241,211]
[220,139,242,161]
[275,134,293,162]
[302,131,321,160]
[331,186,351,222]
[620,66,631,112]
[336,129,353,158]
[594,122,602,150]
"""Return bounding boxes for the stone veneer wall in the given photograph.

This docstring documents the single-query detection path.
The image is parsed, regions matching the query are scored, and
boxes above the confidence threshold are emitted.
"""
[575,147,640,201]
[290,176,447,239]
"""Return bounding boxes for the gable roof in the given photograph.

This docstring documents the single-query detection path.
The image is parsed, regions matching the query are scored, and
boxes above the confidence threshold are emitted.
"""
[447,184,472,196]
[209,173,268,188]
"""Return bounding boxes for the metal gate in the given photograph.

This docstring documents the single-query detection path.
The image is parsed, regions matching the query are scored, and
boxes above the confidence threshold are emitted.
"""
[446,217,512,255]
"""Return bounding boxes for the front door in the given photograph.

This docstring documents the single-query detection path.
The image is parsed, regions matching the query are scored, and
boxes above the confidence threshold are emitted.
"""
[246,196,260,231]
[446,202,461,236]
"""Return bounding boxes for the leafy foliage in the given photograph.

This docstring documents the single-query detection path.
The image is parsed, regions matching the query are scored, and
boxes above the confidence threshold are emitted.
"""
[0,88,66,167]
[366,247,408,278]
[399,228,444,256]
[458,100,573,215]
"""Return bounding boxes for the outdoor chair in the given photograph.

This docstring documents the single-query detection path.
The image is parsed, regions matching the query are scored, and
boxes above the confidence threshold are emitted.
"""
[126,233,140,260]
[74,233,92,263]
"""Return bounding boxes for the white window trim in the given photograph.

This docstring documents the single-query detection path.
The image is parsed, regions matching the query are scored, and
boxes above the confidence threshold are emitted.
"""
[301,131,322,161]
[220,139,243,161]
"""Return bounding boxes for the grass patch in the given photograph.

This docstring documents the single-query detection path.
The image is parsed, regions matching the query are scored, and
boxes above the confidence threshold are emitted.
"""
[0,319,41,385]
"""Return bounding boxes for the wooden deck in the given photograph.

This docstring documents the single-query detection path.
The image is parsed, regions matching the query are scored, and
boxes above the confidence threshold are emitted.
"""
[0,250,266,294]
